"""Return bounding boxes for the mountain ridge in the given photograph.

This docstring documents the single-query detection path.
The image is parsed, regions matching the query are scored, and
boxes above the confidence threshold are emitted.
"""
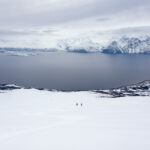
[1,80,150,98]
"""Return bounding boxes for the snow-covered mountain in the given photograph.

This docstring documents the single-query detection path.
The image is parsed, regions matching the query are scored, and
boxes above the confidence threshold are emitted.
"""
[101,37,150,54]
[2,36,150,55]
[57,36,150,54]
[1,26,150,55]
[57,26,150,54]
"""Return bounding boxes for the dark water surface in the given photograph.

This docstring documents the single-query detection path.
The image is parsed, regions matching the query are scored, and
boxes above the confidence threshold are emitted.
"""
[0,52,150,90]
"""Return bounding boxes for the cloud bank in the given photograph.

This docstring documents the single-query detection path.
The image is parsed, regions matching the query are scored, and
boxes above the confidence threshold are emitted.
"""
[0,0,150,50]
[0,0,150,28]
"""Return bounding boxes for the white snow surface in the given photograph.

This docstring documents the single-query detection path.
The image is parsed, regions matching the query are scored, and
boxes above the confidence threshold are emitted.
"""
[0,88,150,150]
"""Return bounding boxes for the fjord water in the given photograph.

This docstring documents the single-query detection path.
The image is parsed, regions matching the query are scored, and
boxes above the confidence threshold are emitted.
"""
[0,52,150,91]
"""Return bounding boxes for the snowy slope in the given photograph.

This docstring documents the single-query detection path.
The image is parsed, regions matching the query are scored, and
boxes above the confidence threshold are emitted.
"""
[0,88,150,150]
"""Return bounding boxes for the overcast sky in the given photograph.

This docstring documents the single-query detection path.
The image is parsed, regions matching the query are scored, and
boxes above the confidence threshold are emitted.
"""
[0,0,150,29]
[0,0,150,48]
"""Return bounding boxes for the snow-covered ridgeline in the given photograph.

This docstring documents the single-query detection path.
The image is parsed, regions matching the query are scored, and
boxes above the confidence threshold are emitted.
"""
[56,26,150,54]
[101,36,150,54]
[96,80,150,97]
[1,80,150,98]
[1,26,150,55]
[1,36,150,55]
